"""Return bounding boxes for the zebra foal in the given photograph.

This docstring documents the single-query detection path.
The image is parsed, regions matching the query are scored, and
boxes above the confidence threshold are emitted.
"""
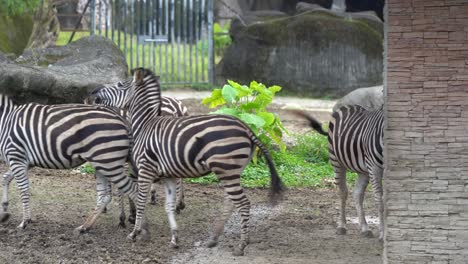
[87,68,284,256]
[294,105,384,241]
[0,94,138,232]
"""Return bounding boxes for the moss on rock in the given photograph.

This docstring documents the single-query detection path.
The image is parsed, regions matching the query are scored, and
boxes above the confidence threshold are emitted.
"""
[0,14,33,55]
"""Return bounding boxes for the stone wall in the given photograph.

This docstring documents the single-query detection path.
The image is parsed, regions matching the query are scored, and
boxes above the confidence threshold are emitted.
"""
[384,0,468,263]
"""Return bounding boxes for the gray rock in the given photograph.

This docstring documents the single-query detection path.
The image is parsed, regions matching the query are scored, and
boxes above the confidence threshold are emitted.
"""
[333,85,383,112]
[0,35,127,104]
[218,8,383,98]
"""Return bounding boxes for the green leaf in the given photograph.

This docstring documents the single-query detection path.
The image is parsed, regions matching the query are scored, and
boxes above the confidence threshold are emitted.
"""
[221,84,238,104]
[240,102,261,112]
[268,85,282,95]
[239,113,265,129]
[257,112,275,127]
[202,89,226,108]
[213,107,241,117]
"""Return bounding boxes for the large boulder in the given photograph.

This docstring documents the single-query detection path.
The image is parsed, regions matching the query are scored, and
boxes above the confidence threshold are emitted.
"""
[0,35,128,104]
[218,5,383,98]
[333,85,383,112]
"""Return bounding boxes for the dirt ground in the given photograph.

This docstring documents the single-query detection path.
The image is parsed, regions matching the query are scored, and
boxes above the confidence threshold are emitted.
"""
[0,96,383,264]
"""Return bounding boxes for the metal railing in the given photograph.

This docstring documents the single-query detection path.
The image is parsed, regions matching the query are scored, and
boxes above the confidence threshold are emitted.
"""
[90,0,214,85]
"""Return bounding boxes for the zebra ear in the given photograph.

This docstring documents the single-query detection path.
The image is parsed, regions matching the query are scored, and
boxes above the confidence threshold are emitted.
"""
[133,68,145,85]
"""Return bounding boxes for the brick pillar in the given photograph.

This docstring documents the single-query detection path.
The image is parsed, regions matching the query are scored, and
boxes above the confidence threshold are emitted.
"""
[384,0,468,263]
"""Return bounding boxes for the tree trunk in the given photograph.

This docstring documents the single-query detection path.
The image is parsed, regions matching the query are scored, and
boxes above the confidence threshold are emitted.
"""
[26,0,60,49]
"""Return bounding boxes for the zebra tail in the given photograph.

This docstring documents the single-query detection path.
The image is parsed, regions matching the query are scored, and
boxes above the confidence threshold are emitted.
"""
[290,110,327,136]
[252,137,284,205]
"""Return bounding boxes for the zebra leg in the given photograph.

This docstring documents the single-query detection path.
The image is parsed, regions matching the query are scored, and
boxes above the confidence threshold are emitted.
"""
[334,167,348,235]
[217,171,250,256]
[128,196,136,224]
[149,182,157,205]
[117,189,126,228]
[175,179,185,214]
[206,193,234,248]
[163,178,179,247]
[95,173,112,213]
[353,173,373,238]
[370,166,384,241]
[0,170,14,222]
[75,173,112,233]
[13,165,32,229]
[128,167,153,241]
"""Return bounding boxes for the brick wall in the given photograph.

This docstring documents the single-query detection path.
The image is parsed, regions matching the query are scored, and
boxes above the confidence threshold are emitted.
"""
[384,0,468,263]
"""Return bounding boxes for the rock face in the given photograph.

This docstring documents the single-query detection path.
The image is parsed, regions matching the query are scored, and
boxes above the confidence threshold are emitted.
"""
[0,35,128,104]
[218,5,383,98]
[333,85,383,112]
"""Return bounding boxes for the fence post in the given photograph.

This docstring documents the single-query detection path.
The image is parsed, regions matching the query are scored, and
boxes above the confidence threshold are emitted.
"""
[207,0,214,84]
[90,0,96,35]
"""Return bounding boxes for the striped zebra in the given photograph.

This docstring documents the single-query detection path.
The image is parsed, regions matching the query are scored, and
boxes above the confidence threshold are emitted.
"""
[0,94,138,232]
[87,68,284,256]
[294,105,384,241]
[87,82,188,223]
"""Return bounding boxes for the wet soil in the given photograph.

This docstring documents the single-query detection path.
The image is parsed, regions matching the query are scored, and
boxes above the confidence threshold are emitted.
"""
[0,95,382,263]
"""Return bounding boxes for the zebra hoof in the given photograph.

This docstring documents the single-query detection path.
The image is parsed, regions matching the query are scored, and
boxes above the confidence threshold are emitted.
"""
[361,230,374,238]
[74,226,88,235]
[136,228,150,242]
[0,212,10,223]
[233,246,245,256]
[336,227,347,235]
[176,202,186,214]
[118,221,126,229]
[206,240,218,248]
[17,219,31,230]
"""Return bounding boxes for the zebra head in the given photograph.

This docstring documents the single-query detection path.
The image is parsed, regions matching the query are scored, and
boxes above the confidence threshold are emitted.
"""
[86,78,132,109]
[127,68,162,116]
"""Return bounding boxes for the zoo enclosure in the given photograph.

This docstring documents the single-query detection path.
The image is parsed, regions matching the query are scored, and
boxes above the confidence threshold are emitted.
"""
[89,0,214,85]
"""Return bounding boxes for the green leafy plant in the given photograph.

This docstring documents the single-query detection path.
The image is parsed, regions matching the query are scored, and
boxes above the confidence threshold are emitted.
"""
[202,80,288,154]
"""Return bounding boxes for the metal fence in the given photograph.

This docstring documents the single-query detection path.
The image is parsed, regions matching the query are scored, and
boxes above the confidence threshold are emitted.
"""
[90,0,214,85]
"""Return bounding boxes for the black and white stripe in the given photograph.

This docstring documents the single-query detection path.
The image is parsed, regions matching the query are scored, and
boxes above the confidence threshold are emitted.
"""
[88,68,283,256]
[294,105,384,240]
[0,94,138,232]
[88,81,188,220]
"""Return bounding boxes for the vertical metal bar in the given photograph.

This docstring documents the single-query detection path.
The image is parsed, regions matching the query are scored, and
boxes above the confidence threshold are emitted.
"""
[90,0,96,35]
[200,0,205,82]
[130,0,134,70]
[194,0,199,82]
[183,0,188,83]
[105,0,109,38]
[150,0,154,72]
[176,0,181,82]
[111,0,115,41]
[142,0,147,68]
[124,0,128,66]
[136,0,140,67]
[98,0,102,35]
[165,0,169,82]
[189,0,193,83]
[117,0,121,48]
[207,0,214,84]
[170,0,175,82]
[158,0,163,76]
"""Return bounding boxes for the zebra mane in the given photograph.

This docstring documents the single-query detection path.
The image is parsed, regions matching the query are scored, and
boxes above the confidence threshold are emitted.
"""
[0,94,17,114]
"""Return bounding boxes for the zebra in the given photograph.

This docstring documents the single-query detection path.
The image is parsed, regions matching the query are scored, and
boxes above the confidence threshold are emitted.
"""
[87,68,284,256]
[293,105,384,241]
[0,93,139,232]
[87,81,188,224]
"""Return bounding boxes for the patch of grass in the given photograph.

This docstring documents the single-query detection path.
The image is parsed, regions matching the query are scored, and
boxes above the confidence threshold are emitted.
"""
[79,163,95,174]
